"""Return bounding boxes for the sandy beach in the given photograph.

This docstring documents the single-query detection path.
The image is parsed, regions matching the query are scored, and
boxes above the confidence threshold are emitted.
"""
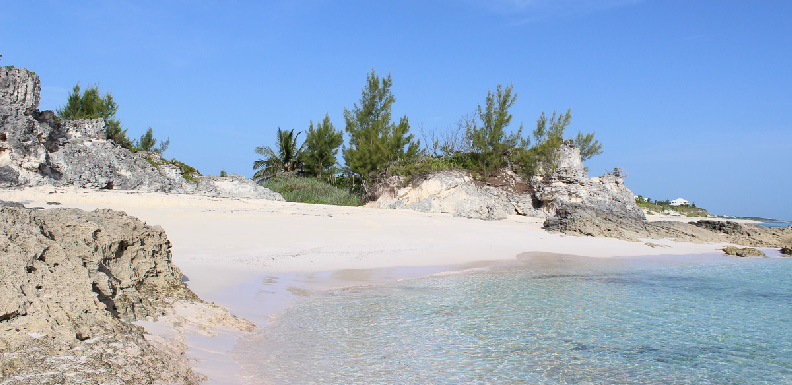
[0,186,758,383]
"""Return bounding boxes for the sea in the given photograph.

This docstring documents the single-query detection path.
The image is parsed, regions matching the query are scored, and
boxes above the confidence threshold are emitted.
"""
[233,254,792,385]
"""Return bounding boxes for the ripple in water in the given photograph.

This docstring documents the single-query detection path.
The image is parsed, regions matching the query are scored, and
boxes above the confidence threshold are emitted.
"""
[234,256,792,384]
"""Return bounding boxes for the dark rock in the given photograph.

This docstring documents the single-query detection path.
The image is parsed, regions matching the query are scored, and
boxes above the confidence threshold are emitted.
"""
[781,246,792,256]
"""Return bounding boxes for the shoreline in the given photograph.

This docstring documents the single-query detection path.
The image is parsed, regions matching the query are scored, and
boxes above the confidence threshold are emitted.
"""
[0,186,766,383]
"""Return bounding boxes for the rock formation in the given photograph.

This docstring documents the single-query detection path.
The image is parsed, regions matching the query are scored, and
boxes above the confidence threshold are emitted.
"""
[722,246,766,257]
[373,144,643,221]
[0,205,250,384]
[0,66,283,201]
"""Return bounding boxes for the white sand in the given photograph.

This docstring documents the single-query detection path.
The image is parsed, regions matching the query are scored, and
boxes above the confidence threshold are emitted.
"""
[2,186,731,288]
[1,186,738,384]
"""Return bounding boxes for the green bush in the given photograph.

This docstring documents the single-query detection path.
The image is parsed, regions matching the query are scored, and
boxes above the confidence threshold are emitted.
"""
[263,174,362,206]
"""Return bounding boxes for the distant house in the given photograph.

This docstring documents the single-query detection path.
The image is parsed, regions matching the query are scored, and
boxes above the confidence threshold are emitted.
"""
[670,198,690,206]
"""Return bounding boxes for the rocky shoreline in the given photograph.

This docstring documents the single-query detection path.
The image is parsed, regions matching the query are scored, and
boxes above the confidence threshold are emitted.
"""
[0,204,253,384]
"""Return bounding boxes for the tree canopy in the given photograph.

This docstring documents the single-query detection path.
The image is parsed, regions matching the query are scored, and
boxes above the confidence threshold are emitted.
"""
[135,127,170,154]
[465,83,524,178]
[343,70,419,183]
[57,83,131,148]
[302,114,343,179]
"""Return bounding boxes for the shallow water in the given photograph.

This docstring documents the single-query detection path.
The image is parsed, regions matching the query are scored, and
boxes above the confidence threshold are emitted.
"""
[235,255,792,384]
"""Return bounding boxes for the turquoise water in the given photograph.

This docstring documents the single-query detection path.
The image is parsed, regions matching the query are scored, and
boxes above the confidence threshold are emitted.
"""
[236,255,792,384]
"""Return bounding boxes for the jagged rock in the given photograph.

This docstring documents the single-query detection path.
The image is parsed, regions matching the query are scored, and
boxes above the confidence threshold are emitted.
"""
[0,67,283,201]
[543,202,792,247]
[0,206,205,384]
[372,144,641,221]
[691,220,792,248]
[781,246,792,256]
[196,174,285,200]
[373,170,538,220]
[722,246,766,257]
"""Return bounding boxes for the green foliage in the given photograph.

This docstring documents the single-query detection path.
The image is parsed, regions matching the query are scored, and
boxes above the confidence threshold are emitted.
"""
[57,83,131,148]
[138,152,200,182]
[513,109,571,175]
[171,159,200,182]
[134,127,170,154]
[302,114,343,178]
[636,196,709,217]
[574,131,603,161]
[386,153,481,184]
[263,174,362,206]
[253,128,303,182]
[343,70,419,183]
[465,84,524,179]
[220,170,228,177]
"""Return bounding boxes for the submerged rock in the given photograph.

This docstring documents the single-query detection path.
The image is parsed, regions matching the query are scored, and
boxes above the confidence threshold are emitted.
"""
[722,246,766,257]
[0,206,210,384]
[0,67,283,201]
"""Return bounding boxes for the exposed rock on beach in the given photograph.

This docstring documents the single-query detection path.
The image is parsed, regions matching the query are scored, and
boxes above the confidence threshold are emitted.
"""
[373,144,642,222]
[722,246,766,257]
[0,67,282,201]
[0,205,251,384]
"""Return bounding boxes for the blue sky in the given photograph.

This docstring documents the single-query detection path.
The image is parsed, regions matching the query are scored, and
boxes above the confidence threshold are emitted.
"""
[2,0,790,220]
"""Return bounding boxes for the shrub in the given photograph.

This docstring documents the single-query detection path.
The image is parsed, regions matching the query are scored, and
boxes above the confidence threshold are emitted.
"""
[263,174,362,206]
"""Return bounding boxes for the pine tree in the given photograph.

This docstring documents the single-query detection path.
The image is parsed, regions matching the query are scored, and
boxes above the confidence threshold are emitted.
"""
[465,83,523,179]
[343,70,419,182]
[57,83,131,148]
[302,114,343,179]
[135,127,170,154]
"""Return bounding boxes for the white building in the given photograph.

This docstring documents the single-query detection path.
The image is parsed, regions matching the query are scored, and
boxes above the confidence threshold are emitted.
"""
[670,198,690,206]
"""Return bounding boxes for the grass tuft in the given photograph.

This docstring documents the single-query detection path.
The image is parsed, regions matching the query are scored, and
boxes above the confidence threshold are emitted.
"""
[263,174,362,206]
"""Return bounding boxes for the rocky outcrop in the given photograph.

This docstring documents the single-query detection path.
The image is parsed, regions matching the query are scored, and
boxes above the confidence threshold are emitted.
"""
[373,144,642,221]
[543,204,792,247]
[0,206,206,384]
[781,246,792,256]
[0,67,283,201]
[722,246,766,257]
[196,173,284,200]
[374,170,540,220]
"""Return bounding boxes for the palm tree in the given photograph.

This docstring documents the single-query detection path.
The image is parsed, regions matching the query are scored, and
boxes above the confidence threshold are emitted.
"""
[253,128,303,182]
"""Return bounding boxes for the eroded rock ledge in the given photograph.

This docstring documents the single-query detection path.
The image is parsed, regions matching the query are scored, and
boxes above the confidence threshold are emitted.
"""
[0,66,283,201]
[373,145,642,222]
[0,206,250,384]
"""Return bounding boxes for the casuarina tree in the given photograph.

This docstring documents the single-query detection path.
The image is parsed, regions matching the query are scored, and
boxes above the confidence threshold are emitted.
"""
[343,70,419,183]
[57,83,131,148]
[302,114,343,179]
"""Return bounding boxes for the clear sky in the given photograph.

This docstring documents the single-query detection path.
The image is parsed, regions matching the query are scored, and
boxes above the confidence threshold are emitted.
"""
[2,0,790,220]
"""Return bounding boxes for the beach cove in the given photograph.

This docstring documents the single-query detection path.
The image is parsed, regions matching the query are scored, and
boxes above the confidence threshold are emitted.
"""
[3,187,788,384]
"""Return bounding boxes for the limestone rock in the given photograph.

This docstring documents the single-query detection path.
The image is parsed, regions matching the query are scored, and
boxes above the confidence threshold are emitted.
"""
[373,170,540,221]
[372,144,640,222]
[691,220,792,248]
[196,173,285,201]
[722,246,766,257]
[0,66,283,201]
[0,206,202,384]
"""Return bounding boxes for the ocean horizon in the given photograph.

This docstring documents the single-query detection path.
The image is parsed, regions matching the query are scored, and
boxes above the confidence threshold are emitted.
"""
[233,253,792,384]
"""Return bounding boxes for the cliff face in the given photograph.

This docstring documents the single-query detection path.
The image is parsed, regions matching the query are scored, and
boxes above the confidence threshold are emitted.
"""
[373,144,644,222]
[0,206,203,384]
[0,67,283,201]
